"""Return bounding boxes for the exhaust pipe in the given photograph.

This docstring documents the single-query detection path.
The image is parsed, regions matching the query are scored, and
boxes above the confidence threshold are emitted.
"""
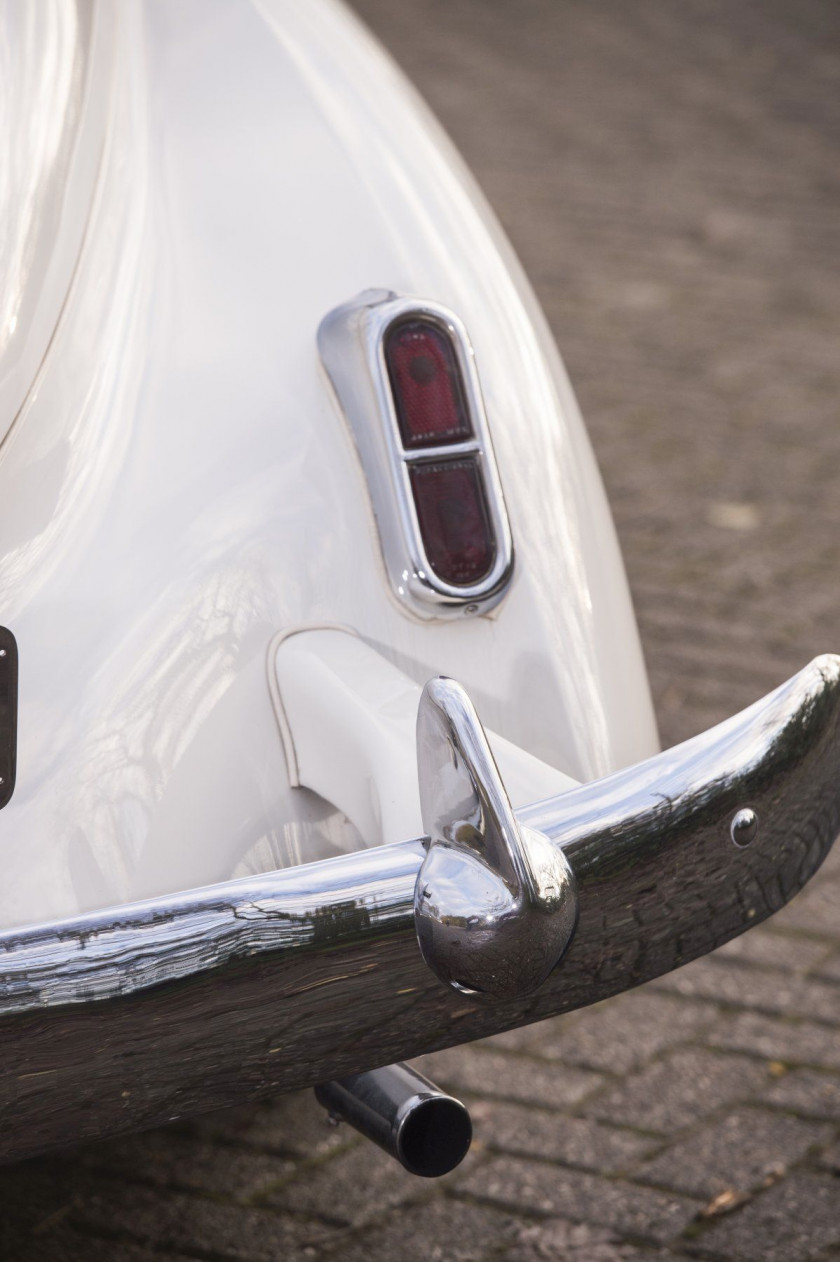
[314,1062,472,1177]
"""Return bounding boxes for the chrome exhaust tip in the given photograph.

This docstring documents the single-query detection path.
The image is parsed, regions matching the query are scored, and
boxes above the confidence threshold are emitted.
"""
[315,1062,472,1177]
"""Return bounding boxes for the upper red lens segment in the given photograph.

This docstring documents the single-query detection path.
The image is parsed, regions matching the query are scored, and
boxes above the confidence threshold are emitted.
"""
[385,319,473,450]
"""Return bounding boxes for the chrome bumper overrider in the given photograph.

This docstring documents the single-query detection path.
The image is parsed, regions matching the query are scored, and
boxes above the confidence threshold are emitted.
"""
[1,655,839,1164]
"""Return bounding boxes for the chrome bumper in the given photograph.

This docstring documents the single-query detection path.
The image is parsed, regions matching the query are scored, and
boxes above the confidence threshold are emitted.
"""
[2,654,839,1165]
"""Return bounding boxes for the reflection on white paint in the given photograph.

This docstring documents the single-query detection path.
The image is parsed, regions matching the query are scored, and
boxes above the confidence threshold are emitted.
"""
[0,1,114,447]
[0,0,79,356]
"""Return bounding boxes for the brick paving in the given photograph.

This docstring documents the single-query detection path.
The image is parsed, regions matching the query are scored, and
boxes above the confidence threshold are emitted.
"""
[2,1,839,1258]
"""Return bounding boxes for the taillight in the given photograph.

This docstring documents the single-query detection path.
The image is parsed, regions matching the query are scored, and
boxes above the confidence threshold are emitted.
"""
[386,316,498,590]
[384,319,472,449]
[318,293,513,618]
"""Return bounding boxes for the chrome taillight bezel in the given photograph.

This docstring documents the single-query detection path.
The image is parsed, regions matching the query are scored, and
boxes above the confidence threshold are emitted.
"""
[318,290,514,620]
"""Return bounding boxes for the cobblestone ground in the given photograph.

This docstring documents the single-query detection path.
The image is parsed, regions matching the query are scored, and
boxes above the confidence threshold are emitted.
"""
[3,1,840,1258]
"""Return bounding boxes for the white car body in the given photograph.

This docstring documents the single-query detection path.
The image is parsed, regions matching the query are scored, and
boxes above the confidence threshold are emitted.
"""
[0,0,655,929]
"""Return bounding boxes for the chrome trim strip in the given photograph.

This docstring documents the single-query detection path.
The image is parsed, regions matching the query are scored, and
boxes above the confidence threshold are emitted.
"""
[318,290,514,619]
[0,654,838,1163]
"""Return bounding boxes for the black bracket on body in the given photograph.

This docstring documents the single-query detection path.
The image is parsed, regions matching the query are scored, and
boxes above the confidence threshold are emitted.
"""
[0,628,17,810]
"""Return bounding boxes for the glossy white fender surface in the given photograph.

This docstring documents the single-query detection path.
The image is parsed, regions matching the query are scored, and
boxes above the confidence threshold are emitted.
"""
[0,0,657,930]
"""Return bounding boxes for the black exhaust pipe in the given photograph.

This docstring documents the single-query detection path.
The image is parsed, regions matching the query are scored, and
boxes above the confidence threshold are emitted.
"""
[314,1062,472,1177]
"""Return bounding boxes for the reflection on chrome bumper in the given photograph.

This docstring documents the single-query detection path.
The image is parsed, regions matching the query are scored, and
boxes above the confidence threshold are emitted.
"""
[1,655,839,1164]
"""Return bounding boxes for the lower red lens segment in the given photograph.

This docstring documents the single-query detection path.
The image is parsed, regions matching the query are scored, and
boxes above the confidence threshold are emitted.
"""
[409,458,496,587]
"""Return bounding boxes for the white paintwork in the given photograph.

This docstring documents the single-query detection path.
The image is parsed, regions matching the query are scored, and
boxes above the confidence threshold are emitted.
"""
[272,627,578,847]
[0,0,657,930]
[0,0,112,447]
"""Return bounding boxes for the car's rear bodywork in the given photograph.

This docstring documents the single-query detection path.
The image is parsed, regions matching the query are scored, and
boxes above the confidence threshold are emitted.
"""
[0,0,657,924]
[0,0,837,1167]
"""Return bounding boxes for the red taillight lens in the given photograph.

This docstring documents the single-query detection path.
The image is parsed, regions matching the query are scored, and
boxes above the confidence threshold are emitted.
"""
[409,459,495,587]
[385,319,473,450]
